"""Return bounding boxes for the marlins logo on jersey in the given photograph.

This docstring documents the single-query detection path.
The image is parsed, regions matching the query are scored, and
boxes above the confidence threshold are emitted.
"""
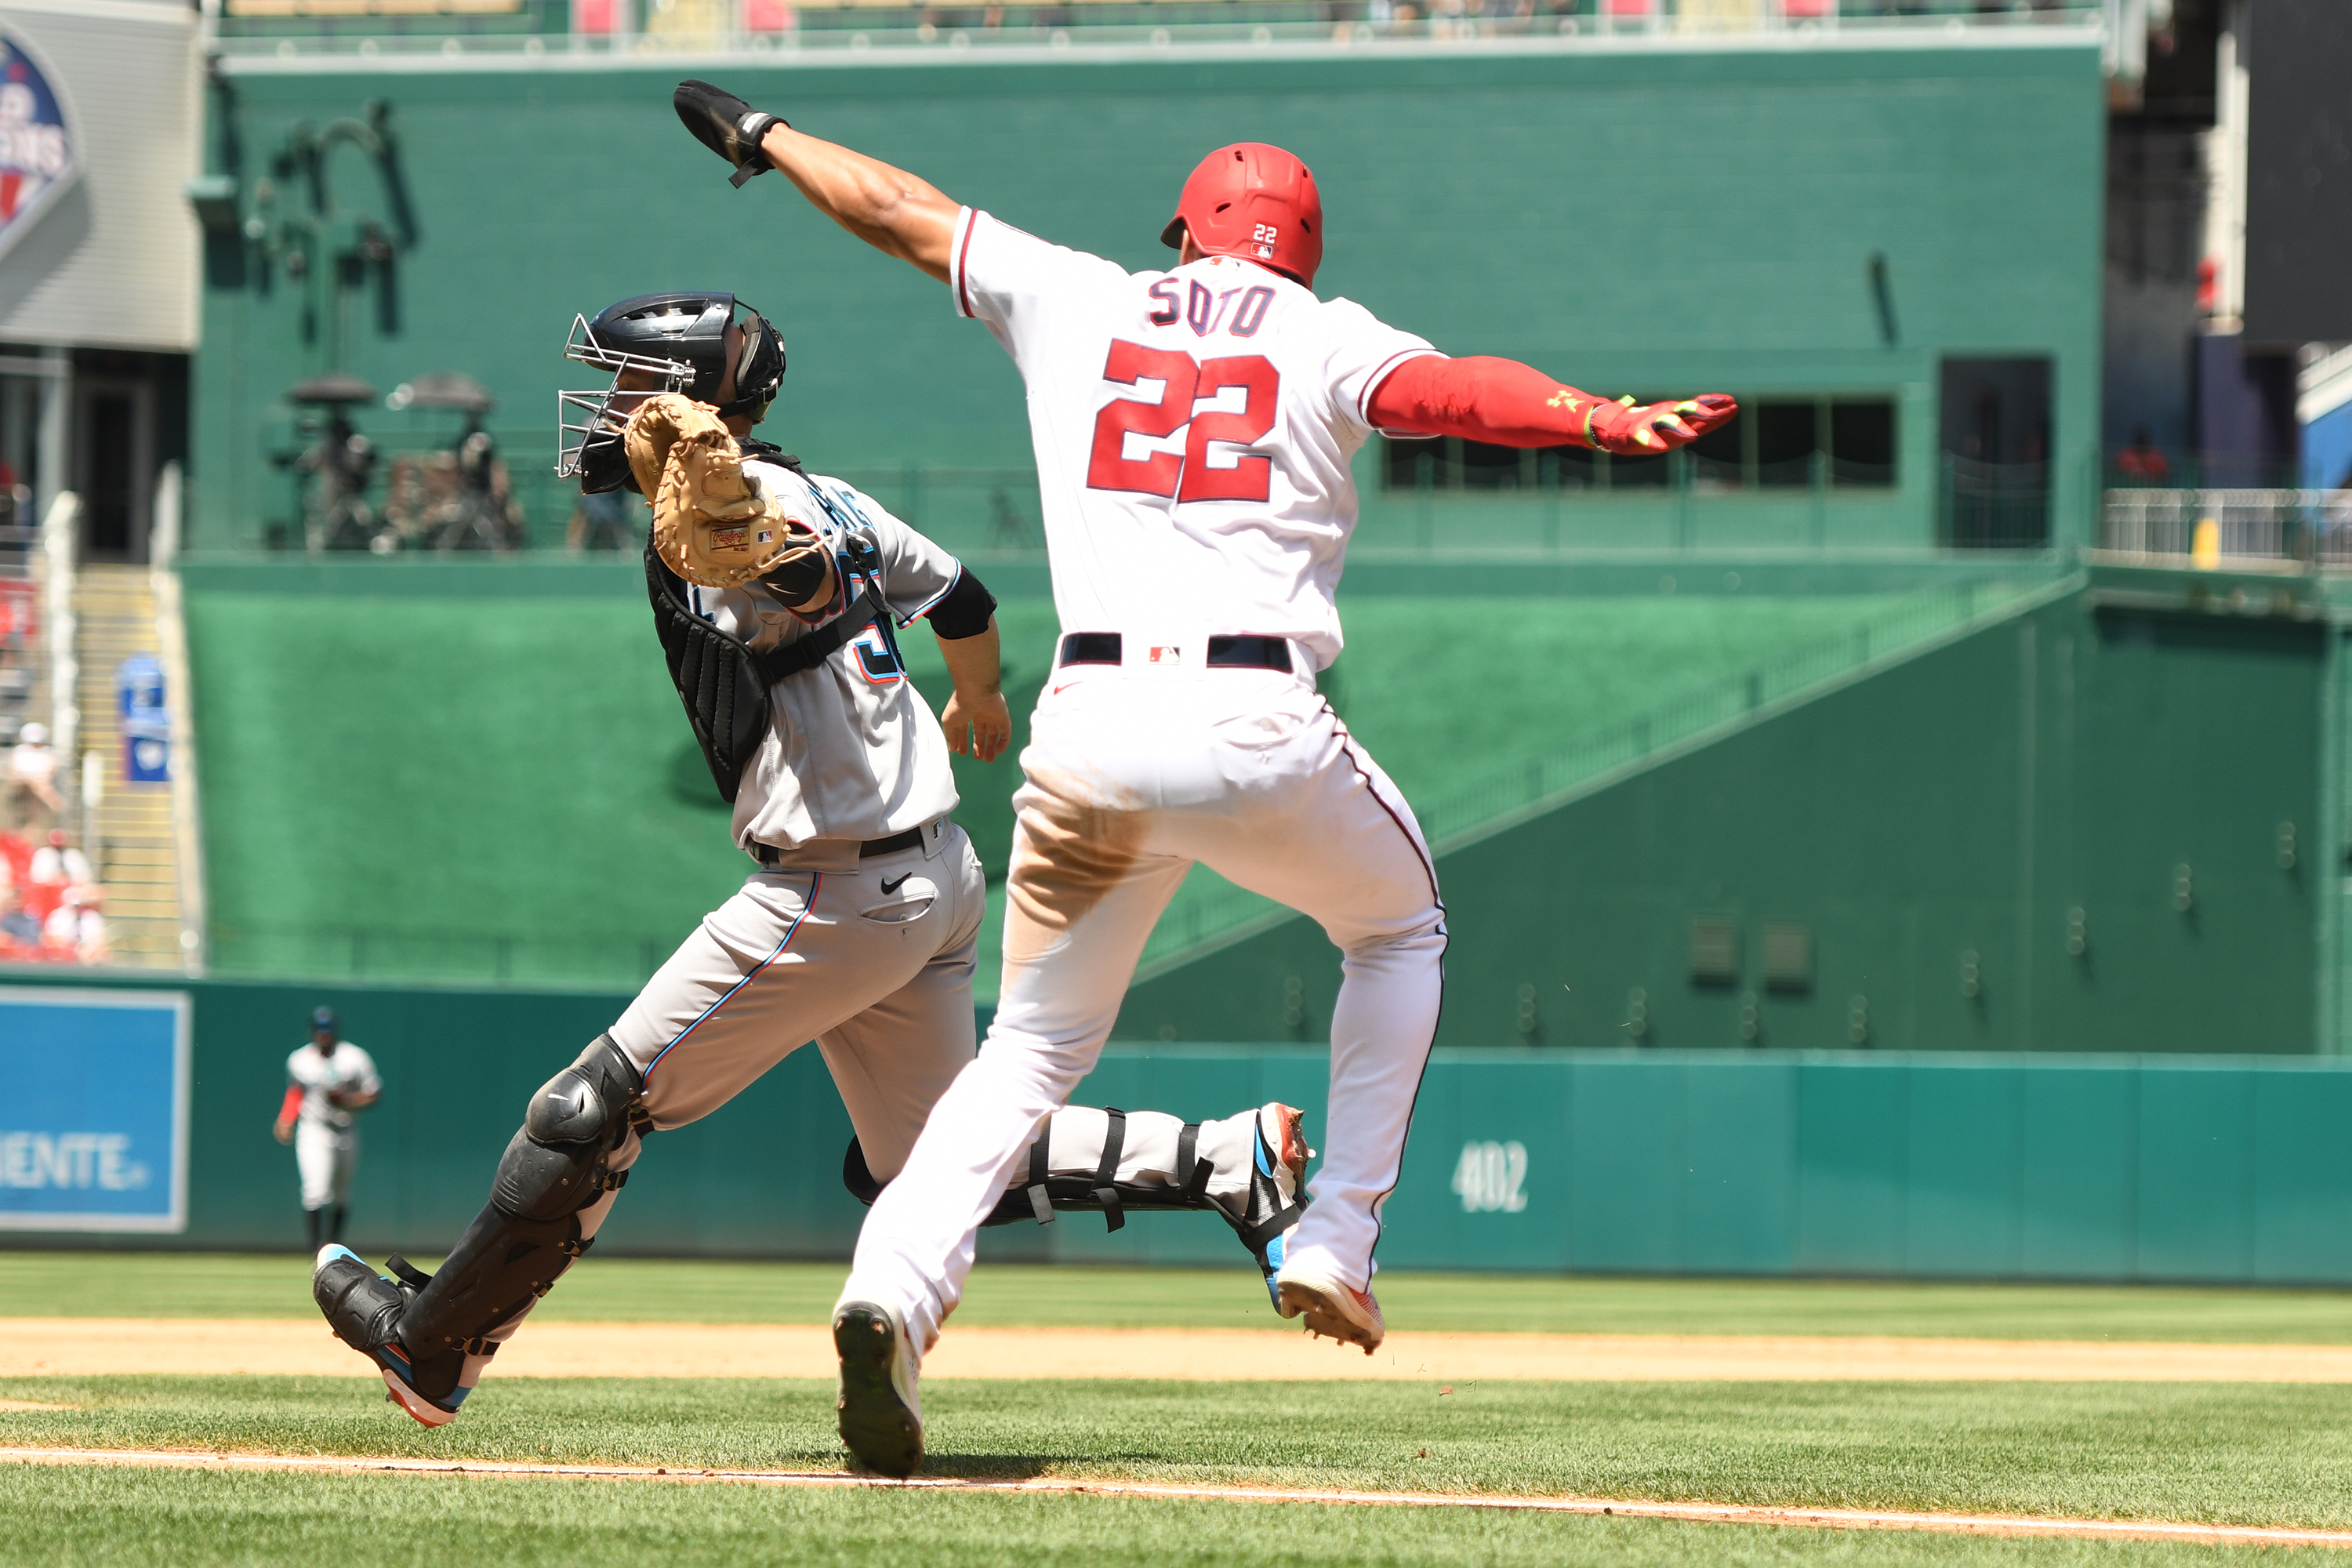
[0,33,74,265]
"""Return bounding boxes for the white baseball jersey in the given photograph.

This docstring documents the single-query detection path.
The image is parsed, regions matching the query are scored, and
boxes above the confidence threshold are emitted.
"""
[686,461,965,855]
[285,1042,380,1131]
[949,208,1436,670]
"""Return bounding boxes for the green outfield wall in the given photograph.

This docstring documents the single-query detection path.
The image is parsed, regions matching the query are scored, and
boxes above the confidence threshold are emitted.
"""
[1120,564,2349,1055]
[8,968,2352,1283]
[195,35,2105,553]
[182,554,2027,994]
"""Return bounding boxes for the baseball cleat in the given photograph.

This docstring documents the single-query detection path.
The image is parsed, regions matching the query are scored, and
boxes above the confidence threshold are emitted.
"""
[312,1245,467,1428]
[832,1299,923,1478]
[1234,1102,1312,1308]
[1274,1254,1385,1356]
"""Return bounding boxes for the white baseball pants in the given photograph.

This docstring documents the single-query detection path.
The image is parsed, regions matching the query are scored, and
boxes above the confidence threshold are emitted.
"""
[848,652,1446,1351]
[296,1119,358,1212]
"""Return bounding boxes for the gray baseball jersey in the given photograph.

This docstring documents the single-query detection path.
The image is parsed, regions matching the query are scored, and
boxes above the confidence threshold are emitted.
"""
[685,462,964,856]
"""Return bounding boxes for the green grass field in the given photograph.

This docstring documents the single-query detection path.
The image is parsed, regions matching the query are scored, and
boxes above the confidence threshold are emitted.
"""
[8,1256,2352,1563]
[2,1377,2347,1564]
[0,1466,2290,1568]
[9,1253,2352,1343]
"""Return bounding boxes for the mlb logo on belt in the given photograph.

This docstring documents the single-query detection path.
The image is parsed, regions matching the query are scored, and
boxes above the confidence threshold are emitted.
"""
[1149,646,1181,665]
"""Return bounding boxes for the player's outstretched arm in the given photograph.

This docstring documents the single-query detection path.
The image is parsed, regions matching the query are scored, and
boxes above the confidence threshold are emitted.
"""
[936,616,1011,764]
[1367,355,1736,456]
[671,79,960,281]
[756,125,960,283]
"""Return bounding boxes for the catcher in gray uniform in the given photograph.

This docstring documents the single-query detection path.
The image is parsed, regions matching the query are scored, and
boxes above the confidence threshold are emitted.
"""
[312,291,1312,1428]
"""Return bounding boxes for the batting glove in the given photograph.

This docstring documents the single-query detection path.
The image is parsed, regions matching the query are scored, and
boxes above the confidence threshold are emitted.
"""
[1573,393,1739,456]
[675,80,789,188]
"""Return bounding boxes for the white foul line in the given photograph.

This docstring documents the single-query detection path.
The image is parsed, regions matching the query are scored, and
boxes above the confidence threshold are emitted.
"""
[2,1447,2348,1548]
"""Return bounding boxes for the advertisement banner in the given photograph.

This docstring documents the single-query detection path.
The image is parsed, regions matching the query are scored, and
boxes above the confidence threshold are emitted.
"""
[0,988,190,1232]
[0,27,78,267]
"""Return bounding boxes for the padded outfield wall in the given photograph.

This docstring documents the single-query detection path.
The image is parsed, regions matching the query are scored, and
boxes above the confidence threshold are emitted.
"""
[9,967,2352,1284]
[193,34,2106,552]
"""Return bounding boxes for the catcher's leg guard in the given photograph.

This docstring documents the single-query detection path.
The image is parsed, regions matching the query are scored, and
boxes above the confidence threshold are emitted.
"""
[844,1104,1310,1296]
[314,1035,646,1419]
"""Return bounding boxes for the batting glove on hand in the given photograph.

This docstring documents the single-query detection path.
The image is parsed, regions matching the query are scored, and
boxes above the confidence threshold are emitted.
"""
[1576,394,1738,456]
[675,80,789,188]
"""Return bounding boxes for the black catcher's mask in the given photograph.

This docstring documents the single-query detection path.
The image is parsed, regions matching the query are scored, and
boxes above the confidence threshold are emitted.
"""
[557,291,786,494]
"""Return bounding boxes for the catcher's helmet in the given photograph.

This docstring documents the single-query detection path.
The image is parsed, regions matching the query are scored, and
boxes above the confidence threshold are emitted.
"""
[557,291,785,492]
[1160,143,1323,289]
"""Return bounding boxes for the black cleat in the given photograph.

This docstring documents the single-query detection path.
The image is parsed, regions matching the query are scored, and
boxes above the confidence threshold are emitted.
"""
[832,1299,923,1478]
[312,1245,468,1427]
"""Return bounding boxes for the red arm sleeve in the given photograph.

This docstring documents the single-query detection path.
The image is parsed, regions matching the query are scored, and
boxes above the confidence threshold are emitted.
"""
[1363,354,1605,449]
[278,1085,303,1123]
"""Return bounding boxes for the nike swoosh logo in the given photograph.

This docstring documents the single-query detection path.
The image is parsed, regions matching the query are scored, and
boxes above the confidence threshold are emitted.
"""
[880,873,911,895]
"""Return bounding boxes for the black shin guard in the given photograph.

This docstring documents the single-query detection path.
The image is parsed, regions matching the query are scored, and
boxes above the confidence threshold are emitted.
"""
[397,1036,645,1366]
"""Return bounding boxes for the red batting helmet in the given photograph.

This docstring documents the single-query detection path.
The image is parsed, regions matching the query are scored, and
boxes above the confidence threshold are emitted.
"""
[1159,143,1324,288]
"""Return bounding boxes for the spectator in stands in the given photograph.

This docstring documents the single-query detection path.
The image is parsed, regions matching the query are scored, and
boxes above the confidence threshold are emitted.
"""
[44,885,104,964]
[0,885,38,949]
[2116,427,2172,485]
[30,829,89,889]
[5,720,60,833]
[0,829,27,896]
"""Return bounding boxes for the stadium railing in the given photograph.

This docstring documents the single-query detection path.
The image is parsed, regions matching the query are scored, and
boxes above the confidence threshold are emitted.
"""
[204,0,2114,61]
[2100,488,2352,570]
[221,436,2088,560]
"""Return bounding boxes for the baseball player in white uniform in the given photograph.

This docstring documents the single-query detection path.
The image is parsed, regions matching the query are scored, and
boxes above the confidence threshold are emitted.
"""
[310,289,1313,1430]
[669,82,1740,1475]
[274,1006,380,1252]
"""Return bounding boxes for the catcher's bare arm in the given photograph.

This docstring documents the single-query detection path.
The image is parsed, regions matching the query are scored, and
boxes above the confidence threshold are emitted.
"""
[935,617,1010,764]
[673,80,956,281]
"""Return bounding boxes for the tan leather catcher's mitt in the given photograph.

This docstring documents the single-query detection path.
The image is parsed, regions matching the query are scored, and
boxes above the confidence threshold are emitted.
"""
[625,394,829,593]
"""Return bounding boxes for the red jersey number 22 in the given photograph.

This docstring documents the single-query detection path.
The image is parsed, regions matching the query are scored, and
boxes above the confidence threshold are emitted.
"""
[1085,342,1278,504]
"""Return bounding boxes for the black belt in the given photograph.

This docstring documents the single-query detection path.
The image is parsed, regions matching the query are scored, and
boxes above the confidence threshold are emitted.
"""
[1058,633,1294,672]
[753,826,926,867]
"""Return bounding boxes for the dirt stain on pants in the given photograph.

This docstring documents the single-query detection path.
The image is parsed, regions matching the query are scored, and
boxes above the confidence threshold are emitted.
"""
[1004,764,1145,964]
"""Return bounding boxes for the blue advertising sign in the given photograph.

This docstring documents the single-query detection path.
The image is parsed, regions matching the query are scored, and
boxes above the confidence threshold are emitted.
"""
[0,31,77,267]
[118,655,169,785]
[0,988,190,1232]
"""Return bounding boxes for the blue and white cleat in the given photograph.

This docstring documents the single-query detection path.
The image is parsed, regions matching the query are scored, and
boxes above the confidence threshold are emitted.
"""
[1232,1102,1311,1308]
[311,1244,467,1428]
[832,1298,923,1478]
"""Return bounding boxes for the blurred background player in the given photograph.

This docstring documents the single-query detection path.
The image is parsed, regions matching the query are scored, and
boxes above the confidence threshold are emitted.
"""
[668,83,1735,1472]
[310,291,1313,1428]
[274,1007,381,1251]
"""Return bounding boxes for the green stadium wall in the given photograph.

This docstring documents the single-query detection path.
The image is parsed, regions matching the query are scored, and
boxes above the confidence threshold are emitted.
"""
[1119,565,2350,1056]
[9,968,2352,1284]
[182,554,2036,994]
[195,36,2106,553]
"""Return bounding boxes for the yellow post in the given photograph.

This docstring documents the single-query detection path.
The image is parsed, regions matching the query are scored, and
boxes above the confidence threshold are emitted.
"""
[2192,517,2221,568]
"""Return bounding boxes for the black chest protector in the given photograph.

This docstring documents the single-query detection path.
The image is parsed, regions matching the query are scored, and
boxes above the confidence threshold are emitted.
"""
[644,460,901,803]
